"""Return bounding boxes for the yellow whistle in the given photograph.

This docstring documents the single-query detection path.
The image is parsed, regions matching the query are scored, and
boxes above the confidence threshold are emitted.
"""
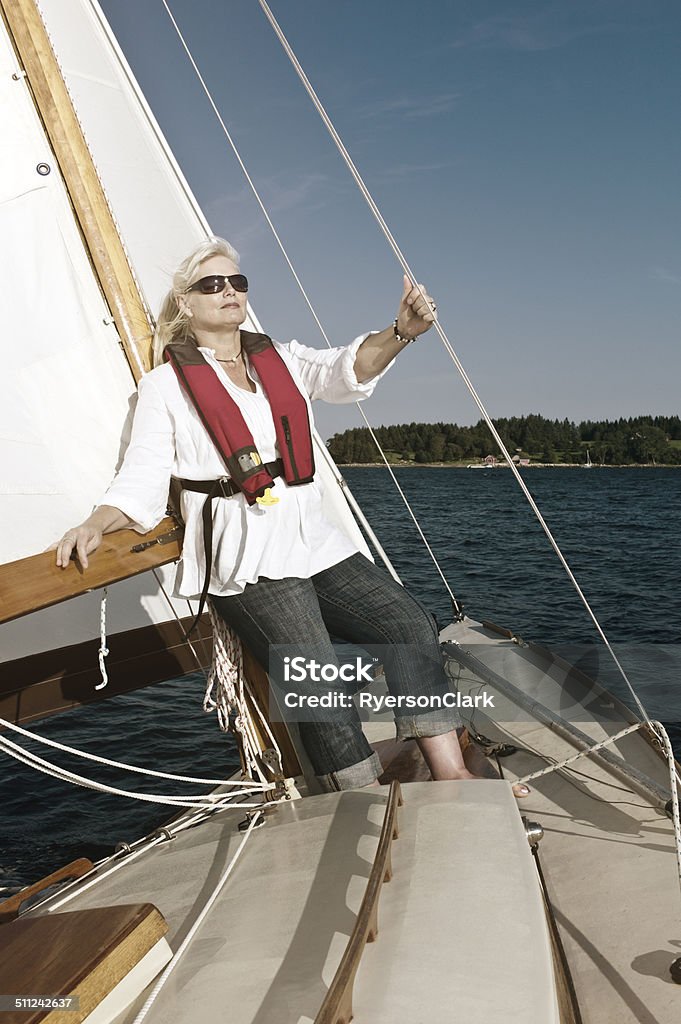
[256,487,279,507]
[250,454,279,506]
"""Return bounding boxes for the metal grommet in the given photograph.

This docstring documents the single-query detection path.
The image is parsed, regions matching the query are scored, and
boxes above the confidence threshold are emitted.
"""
[36,162,51,176]
[114,841,132,855]
[238,812,266,833]
[152,827,175,843]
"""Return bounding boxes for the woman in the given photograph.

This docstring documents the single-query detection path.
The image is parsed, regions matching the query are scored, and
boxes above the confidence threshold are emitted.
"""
[56,237,529,795]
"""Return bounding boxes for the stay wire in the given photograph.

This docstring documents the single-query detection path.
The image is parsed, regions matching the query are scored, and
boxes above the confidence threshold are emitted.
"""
[255,0,674,756]
[160,0,462,615]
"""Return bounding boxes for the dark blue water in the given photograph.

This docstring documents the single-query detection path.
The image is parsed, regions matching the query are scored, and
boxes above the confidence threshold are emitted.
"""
[1,468,679,889]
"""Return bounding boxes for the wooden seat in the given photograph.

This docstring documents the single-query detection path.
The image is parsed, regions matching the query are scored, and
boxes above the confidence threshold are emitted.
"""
[0,903,170,1023]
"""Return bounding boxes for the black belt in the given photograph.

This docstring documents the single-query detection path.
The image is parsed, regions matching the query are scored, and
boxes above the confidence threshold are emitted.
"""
[179,459,284,636]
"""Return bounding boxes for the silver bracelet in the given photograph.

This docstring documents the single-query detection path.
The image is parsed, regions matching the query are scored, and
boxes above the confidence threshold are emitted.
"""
[393,318,416,345]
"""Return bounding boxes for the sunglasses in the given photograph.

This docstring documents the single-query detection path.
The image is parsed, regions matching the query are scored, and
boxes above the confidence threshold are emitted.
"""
[186,273,248,294]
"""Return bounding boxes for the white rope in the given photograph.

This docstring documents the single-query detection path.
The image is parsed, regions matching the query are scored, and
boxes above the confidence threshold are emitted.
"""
[160,0,463,615]
[151,564,283,782]
[95,588,109,690]
[0,716,268,787]
[46,836,165,912]
[0,734,270,809]
[515,720,681,893]
[206,604,284,783]
[255,0,681,764]
[42,803,242,913]
[130,809,265,1024]
[151,568,283,784]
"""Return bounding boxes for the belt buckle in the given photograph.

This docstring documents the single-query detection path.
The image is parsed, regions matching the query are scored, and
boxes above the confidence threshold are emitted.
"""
[217,477,232,498]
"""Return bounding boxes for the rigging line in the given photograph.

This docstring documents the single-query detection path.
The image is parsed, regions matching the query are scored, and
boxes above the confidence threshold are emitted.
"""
[516,720,681,893]
[256,0,667,742]
[43,800,254,913]
[131,809,265,1024]
[152,567,210,674]
[0,716,266,788]
[0,735,269,809]
[43,799,247,913]
[160,0,462,614]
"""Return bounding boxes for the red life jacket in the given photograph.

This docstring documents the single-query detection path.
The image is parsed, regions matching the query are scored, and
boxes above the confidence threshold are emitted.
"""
[164,331,315,503]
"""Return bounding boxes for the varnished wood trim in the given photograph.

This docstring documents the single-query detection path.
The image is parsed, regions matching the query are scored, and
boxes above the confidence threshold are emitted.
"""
[315,781,403,1024]
[0,903,168,1023]
[0,616,303,784]
[0,614,212,727]
[532,848,583,1024]
[0,0,154,376]
[0,519,182,624]
[0,858,95,925]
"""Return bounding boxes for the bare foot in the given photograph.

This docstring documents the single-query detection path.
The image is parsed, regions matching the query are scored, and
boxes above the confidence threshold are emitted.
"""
[511,782,531,799]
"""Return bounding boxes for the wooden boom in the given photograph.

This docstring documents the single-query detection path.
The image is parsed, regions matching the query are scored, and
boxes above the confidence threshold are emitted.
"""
[0,520,183,624]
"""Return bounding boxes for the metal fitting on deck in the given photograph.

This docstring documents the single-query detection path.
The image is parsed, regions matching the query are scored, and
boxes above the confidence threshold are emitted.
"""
[522,817,544,847]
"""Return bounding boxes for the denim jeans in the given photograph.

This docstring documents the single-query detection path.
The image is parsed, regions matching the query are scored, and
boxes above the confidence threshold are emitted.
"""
[209,552,461,790]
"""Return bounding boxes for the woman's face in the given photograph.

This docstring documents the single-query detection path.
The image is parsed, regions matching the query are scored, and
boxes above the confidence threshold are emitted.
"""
[181,255,248,334]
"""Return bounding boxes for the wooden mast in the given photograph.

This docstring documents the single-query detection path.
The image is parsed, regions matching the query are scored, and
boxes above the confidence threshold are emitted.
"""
[0,0,152,379]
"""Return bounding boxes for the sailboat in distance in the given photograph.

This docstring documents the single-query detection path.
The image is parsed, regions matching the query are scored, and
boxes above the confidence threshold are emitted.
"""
[1,2,680,1022]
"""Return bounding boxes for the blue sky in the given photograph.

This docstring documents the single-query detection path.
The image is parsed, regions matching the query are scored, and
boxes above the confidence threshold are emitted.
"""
[100,0,680,440]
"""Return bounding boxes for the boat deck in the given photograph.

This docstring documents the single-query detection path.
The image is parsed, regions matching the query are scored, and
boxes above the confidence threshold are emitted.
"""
[438,619,681,1024]
[7,619,681,1023]
[28,781,557,1024]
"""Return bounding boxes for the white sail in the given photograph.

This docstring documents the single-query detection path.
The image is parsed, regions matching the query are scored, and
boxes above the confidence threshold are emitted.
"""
[0,19,137,563]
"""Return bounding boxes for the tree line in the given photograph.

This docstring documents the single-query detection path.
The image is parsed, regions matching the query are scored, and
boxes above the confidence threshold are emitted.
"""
[326,415,681,465]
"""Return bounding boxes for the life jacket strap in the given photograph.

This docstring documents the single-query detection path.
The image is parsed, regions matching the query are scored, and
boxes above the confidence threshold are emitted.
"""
[178,459,284,637]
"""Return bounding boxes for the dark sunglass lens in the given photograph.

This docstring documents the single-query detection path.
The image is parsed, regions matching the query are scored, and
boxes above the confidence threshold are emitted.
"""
[199,276,223,293]
[189,273,248,294]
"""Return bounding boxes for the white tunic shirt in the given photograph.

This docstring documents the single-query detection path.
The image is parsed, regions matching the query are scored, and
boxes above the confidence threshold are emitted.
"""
[102,334,392,598]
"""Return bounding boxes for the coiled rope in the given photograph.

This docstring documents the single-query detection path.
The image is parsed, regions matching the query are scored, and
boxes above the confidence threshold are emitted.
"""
[150,568,281,781]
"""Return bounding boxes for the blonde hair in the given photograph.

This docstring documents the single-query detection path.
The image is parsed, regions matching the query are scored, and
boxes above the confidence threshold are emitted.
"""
[152,236,241,365]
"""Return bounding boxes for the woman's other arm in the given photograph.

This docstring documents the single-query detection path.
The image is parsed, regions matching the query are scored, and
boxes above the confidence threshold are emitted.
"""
[54,373,175,569]
[282,278,438,403]
[353,276,437,383]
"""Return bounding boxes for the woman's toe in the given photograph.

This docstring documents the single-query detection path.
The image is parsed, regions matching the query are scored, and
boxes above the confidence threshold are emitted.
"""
[512,782,531,798]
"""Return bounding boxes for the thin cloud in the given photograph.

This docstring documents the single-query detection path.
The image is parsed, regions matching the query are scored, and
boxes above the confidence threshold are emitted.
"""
[206,173,343,246]
[359,92,462,120]
[372,160,456,183]
[650,266,681,285]
[449,7,630,53]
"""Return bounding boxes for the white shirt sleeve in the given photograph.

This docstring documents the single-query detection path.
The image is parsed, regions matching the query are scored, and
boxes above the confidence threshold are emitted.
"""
[279,333,395,404]
[101,374,175,533]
